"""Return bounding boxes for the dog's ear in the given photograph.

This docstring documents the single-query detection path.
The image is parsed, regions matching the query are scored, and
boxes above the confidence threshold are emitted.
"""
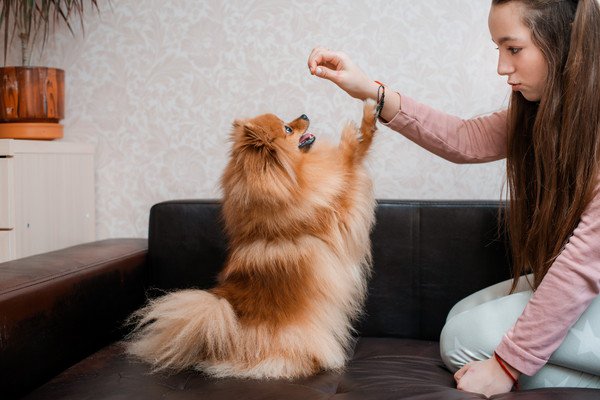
[243,122,272,149]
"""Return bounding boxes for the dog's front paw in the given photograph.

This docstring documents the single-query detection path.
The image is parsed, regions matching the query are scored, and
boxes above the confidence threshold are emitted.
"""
[364,99,377,120]
[360,100,377,142]
[339,100,377,162]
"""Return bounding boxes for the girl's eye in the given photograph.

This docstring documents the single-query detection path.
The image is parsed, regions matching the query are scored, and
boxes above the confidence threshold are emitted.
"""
[494,46,521,55]
[285,126,293,134]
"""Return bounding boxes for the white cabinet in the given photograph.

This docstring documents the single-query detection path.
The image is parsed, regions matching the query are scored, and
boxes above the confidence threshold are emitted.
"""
[0,139,95,262]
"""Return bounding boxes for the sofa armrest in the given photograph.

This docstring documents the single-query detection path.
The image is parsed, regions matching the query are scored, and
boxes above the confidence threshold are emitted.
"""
[0,238,148,399]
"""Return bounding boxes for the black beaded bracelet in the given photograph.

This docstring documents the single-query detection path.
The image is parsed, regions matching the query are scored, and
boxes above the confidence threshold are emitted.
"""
[375,80,385,118]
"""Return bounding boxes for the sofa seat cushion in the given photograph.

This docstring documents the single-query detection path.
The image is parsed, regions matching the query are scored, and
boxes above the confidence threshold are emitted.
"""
[24,338,599,400]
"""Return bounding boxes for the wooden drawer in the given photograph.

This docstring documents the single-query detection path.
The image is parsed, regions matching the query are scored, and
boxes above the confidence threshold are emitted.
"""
[0,230,15,263]
[0,157,14,229]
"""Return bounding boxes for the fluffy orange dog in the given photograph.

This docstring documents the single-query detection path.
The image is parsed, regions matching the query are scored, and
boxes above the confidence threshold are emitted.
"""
[126,101,377,379]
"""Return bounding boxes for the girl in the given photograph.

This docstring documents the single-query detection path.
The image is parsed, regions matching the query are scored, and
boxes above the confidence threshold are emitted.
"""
[307,0,600,397]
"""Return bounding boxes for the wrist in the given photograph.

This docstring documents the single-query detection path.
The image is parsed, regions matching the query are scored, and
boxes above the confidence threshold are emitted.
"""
[370,81,400,123]
[495,353,520,378]
[505,362,521,379]
[493,352,520,390]
[360,80,380,101]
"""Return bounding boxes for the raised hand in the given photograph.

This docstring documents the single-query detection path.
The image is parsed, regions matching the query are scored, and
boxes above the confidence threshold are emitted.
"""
[307,47,378,101]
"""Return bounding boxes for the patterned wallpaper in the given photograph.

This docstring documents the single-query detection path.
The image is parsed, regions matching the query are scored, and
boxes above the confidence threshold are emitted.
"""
[18,0,509,239]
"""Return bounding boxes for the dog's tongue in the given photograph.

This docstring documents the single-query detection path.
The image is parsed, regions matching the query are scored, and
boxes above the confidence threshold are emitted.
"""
[298,133,316,149]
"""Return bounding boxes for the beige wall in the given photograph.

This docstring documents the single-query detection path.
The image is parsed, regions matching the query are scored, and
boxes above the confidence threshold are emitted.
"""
[21,0,509,239]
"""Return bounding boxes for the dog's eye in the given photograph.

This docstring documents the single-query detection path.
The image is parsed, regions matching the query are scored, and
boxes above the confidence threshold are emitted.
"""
[284,126,293,135]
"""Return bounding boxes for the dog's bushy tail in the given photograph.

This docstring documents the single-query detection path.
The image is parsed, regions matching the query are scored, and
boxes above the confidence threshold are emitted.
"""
[125,289,238,372]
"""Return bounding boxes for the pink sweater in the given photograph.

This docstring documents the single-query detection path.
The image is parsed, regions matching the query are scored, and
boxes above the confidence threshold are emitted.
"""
[383,95,600,376]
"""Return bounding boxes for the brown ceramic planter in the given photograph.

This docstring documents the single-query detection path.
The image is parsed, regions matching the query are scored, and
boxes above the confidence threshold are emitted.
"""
[0,67,65,123]
[0,67,65,139]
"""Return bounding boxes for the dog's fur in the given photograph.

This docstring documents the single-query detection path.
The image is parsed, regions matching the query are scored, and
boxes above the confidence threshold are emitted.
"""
[126,101,377,379]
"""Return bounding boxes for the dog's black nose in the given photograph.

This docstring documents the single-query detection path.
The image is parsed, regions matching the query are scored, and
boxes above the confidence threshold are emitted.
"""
[300,114,309,121]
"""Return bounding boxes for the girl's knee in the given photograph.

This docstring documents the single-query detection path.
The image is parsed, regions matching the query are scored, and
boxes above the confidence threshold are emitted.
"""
[440,292,531,372]
[440,308,496,372]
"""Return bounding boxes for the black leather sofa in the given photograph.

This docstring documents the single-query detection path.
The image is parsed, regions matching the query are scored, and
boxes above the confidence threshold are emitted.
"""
[1,200,598,399]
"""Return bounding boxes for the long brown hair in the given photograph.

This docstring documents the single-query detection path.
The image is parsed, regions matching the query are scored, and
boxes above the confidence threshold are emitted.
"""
[491,0,600,291]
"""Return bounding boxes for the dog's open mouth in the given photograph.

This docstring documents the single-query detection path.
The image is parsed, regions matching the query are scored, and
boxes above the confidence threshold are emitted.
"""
[298,133,316,150]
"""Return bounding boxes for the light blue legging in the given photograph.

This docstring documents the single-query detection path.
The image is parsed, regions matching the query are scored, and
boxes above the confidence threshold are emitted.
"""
[440,275,600,389]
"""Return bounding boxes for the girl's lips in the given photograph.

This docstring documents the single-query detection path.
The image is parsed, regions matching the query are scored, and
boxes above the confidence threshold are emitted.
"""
[510,83,522,91]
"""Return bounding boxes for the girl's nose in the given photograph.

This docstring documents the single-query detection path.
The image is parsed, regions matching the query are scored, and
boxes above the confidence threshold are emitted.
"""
[497,55,515,76]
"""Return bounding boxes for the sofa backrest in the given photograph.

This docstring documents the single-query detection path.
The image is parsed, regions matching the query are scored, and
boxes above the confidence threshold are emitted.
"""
[148,200,512,341]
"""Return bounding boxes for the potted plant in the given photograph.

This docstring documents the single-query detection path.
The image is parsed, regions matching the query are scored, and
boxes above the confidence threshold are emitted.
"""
[0,0,100,139]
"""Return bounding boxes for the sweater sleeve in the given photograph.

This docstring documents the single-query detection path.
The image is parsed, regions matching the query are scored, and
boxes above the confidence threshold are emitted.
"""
[495,178,600,376]
[381,94,508,163]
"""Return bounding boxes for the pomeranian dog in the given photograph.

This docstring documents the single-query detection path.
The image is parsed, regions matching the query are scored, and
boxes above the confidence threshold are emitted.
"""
[126,101,377,379]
